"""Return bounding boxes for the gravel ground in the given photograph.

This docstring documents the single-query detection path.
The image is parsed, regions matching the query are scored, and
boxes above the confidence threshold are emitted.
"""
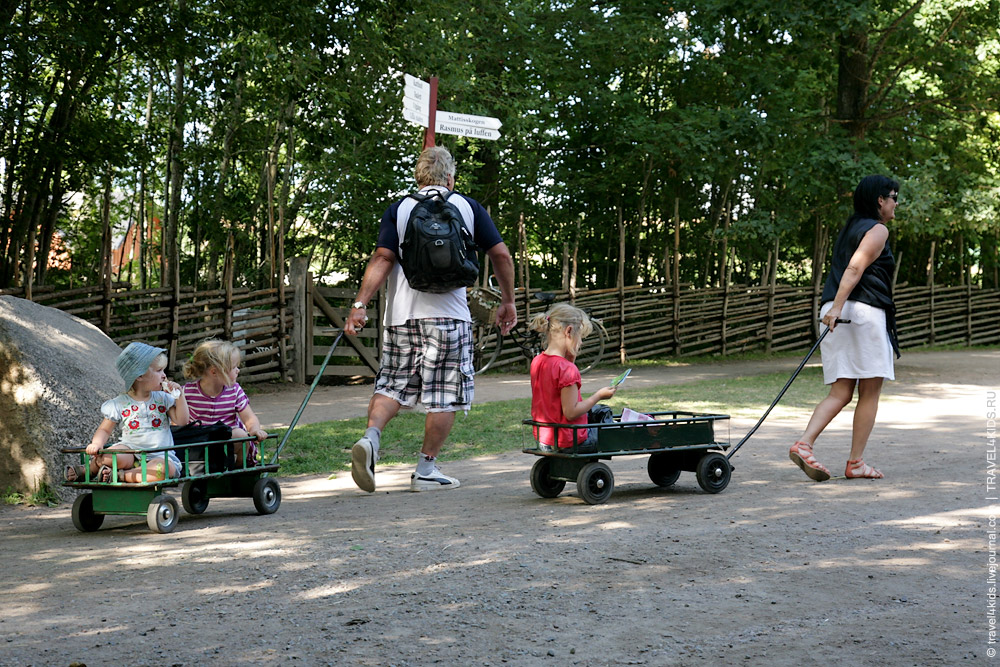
[0,349,995,666]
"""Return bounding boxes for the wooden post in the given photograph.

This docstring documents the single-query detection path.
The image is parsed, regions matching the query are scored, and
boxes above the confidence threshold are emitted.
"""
[289,257,311,383]
[423,76,439,149]
[927,240,936,345]
[277,122,293,382]
[570,214,581,303]
[721,246,731,356]
[672,197,681,355]
[561,241,569,292]
[766,236,778,353]
[617,204,626,364]
[966,281,973,346]
[223,233,234,341]
[100,170,114,333]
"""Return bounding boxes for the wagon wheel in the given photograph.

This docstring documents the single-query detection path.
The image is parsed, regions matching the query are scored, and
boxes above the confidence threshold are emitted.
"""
[647,452,682,487]
[695,453,732,494]
[576,461,614,505]
[530,457,566,498]
[146,494,180,533]
[252,477,281,515]
[181,480,210,515]
[72,492,104,532]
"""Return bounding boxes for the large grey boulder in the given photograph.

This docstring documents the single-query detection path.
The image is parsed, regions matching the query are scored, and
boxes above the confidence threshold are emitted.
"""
[0,296,123,502]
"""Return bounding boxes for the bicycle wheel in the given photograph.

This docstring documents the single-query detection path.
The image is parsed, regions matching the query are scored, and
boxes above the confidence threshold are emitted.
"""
[576,318,607,374]
[473,324,503,374]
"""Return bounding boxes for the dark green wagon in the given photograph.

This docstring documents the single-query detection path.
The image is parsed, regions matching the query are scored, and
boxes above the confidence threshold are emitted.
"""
[61,436,281,534]
[522,411,732,505]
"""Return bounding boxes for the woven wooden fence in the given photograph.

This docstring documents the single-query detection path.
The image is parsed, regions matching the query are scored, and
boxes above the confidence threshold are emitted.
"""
[4,279,998,382]
[1,283,292,383]
[476,283,1000,373]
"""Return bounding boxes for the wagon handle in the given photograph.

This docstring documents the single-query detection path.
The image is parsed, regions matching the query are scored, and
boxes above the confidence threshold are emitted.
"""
[271,330,346,464]
[726,319,850,460]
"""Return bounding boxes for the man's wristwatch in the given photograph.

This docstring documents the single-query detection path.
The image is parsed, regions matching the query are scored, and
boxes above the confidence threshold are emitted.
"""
[352,301,366,310]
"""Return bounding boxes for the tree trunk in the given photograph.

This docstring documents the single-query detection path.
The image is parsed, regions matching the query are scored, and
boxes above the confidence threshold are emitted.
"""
[165,9,186,289]
[836,27,870,140]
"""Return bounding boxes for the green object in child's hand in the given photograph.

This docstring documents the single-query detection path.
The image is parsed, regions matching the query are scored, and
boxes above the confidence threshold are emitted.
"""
[611,368,632,387]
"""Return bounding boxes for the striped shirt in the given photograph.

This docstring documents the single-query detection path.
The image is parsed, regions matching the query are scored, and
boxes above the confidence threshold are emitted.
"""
[182,381,249,430]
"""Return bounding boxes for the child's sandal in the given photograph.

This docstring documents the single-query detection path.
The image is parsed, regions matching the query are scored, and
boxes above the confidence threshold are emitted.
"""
[65,465,87,482]
[789,441,831,482]
[97,465,118,483]
[845,458,883,479]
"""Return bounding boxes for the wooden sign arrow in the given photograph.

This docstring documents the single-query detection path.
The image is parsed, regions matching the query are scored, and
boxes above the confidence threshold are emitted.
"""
[435,119,501,140]
[436,110,502,131]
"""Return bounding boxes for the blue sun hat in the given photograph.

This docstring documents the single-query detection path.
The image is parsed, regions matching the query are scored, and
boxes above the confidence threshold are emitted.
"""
[116,342,166,392]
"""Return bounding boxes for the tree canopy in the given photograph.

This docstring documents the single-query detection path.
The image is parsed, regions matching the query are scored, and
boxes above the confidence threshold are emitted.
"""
[2,0,998,294]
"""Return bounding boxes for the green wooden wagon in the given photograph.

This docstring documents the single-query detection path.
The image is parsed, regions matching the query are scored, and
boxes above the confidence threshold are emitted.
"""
[61,436,281,534]
[522,411,732,504]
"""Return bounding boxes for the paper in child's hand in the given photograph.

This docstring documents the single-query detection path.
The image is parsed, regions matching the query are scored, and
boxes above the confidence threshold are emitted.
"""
[611,368,631,387]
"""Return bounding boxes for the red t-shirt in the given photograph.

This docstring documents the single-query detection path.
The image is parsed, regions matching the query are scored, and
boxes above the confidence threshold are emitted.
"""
[530,353,588,448]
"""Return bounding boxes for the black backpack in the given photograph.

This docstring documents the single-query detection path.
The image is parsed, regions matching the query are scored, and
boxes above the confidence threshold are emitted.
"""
[399,190,480,293]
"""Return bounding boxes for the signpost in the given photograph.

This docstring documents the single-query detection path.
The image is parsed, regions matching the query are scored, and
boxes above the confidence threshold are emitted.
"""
[402,74,430,128]
[401,74,502,144]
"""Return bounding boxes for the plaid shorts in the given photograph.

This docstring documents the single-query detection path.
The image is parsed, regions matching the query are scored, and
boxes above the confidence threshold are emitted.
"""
[374,318,475,412]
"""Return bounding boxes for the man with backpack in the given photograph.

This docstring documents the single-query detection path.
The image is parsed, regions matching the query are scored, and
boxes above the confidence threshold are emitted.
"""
[343,146,517,493]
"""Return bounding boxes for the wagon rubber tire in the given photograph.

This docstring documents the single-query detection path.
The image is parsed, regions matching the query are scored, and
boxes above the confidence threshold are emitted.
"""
[576,461,614,505]
[181,480,210,514]
[695,452,732,494]
[253,477,281,515]
[72,492,104,532]
[147,494,180,533]
[647,452,682,487]
[530,457,566,498]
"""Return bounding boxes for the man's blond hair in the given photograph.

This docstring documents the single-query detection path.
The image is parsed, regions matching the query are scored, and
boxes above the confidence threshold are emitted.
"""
[414,146,456,187]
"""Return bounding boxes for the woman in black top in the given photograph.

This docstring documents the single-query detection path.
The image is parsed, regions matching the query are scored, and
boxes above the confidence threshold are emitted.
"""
[789,175,900,482]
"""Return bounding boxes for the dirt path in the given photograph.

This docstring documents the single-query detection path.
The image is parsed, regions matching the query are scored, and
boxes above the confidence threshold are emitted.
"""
[0,349,995,666]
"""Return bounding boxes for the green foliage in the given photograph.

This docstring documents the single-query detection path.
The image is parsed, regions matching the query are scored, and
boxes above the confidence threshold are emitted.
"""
[1,0,997,292]
[2,482,60,507]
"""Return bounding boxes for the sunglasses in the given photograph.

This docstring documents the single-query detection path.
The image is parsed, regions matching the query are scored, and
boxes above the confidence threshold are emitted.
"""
[885,193,898,201]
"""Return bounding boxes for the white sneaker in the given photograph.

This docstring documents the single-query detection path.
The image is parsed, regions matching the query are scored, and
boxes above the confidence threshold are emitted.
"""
[351,437,377,493]
[410,467,461,491]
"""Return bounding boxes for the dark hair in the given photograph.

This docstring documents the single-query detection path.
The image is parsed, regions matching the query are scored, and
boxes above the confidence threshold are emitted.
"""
[852,175,900,221]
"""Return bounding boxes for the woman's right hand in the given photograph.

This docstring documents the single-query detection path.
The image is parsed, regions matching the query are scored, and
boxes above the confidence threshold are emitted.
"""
[822,304,844,330]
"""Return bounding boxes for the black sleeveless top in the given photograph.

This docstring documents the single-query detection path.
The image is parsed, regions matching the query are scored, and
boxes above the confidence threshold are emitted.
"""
[821,215,900,357]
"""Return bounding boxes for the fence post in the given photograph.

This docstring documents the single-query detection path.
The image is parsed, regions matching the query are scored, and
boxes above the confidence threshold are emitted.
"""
[766,237,778,353]
[289,257,311,383]
[929,284,936,346]
[966,282,973,346]
[223,233,234,341]
[617,204,626,364]
[671,197,681,355]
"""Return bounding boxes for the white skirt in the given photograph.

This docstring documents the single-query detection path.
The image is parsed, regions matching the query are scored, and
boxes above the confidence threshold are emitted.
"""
[819,300,895,384]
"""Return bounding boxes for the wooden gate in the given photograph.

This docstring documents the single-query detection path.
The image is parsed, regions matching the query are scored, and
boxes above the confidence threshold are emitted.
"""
[289,258,381,381]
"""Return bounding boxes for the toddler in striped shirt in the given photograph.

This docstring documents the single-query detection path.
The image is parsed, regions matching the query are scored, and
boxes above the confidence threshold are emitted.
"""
[182,339,268,466]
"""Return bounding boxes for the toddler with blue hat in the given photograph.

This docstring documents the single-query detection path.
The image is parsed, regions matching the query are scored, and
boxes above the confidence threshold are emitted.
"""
[65,342,190,483]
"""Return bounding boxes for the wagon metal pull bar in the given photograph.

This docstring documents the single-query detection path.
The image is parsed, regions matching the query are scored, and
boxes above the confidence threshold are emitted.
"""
[271,330,346,464]
[726,319,850,460]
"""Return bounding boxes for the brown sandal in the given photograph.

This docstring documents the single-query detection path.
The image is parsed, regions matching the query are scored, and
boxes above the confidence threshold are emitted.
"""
[845,458,883,479]
[789,441,831,482]
[65,465,87,482]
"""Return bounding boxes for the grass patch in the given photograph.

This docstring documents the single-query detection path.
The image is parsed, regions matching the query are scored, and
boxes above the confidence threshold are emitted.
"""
[274,367,832,477]
[2,482,60,507]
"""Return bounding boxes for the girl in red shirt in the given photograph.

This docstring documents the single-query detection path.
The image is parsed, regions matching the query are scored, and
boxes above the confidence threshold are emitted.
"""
[529,303,617,450]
